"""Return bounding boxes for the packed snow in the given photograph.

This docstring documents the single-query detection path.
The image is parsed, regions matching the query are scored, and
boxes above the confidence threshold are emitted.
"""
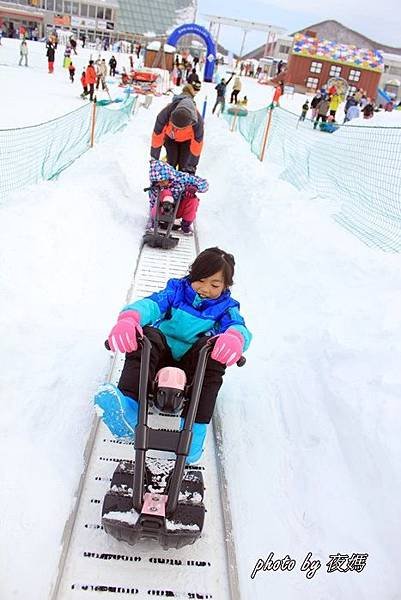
[1,37,401,600]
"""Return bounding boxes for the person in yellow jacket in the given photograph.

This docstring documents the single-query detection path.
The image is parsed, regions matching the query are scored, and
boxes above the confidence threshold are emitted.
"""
[329,93,342,120]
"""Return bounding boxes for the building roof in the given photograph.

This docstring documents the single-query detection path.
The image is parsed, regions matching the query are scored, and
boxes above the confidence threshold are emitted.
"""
[243,19,401,61]
[291,33,384,72]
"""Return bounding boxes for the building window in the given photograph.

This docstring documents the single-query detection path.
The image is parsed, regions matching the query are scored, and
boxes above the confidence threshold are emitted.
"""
[80,3,88,16]
[105,7,112,20]
[306,77,319,90]
[71,1,79,14]
[349,69,361,82]
[279,44,291,54]
[55,0,62,10]
[88,4,96,17]
[348,85,358,95]
[310,61,322,74]
[63,0,71,12]
[96,5,104,18]
[390,66,401,76]
[46,0,54,9]
[329,65,342,77]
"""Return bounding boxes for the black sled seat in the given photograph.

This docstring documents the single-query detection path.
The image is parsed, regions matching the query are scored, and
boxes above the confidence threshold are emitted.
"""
[142,185,182,249]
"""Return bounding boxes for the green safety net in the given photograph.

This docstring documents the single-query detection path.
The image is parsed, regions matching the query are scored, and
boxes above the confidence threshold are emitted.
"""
[0,94,136,201]
[224,104,401,252]
[223,106,270,157]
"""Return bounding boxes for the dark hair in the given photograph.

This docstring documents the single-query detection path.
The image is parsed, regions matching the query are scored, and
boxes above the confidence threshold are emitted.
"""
[188,247,235,287]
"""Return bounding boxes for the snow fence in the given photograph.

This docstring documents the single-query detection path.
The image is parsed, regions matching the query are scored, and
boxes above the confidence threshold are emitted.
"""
[0,95,136,201]
[224,105,401,252]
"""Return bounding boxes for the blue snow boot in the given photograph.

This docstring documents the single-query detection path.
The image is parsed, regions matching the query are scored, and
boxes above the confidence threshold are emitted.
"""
[94,383,138,440]
[180,419,207,464]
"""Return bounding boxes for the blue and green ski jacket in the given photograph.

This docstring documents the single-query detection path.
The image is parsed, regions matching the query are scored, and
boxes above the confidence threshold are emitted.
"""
[121,277,251,360]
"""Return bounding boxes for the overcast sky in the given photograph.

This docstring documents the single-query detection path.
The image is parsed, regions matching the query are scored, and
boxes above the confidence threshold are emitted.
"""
[197,0,400,54]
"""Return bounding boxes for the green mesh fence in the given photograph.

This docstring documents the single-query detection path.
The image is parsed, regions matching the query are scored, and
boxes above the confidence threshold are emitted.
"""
[223,106,269,156]
[223,104,401,252]
[0,95,136,200]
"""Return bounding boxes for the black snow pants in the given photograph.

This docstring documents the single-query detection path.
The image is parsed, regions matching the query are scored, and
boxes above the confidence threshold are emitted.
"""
[118,326,226,424]
[164,137,195,173]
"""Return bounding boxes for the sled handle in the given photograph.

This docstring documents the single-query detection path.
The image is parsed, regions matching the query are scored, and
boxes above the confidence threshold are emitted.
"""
[105,339,246,366]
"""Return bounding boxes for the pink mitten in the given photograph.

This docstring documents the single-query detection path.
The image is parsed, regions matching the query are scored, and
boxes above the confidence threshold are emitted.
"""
[211,329,244,367]
[108,310,142,353]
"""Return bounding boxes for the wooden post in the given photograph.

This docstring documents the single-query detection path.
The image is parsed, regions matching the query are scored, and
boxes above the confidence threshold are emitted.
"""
[259,105,274,162]
[230,111,238,132]
[90,99,97,148]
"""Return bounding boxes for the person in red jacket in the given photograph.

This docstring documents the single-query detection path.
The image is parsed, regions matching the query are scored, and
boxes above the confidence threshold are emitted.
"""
[150,89,204,173]
[68,61,76,83]
[84,60,97,101]
[80,69,87,97]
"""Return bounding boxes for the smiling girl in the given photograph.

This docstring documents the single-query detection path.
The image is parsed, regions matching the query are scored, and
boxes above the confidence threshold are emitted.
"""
[95,247,251,463]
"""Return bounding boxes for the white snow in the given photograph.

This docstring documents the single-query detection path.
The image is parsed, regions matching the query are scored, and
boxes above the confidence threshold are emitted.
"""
[104,510,140,526]
[165,520,200,531]
[1,38,401,600]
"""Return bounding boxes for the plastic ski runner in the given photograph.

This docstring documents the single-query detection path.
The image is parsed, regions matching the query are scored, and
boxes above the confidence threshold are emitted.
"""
[51,232,238,600]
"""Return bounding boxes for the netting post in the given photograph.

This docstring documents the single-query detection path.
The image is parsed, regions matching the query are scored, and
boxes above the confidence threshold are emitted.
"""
[90,100,97,148]
[230,113,238,132]
[259,105,274,162]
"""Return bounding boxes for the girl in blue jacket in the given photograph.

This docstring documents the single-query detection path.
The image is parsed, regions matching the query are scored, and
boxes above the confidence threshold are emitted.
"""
[95,247,252,463]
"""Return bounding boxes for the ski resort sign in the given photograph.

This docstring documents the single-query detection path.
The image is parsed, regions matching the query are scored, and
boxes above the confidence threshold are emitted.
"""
[167,23,216,82]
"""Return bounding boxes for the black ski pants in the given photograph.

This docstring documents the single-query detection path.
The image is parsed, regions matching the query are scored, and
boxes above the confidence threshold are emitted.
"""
[230,89,239,104]
[314,114,327,129]
[164,137,196,173]
[118,326,226,424]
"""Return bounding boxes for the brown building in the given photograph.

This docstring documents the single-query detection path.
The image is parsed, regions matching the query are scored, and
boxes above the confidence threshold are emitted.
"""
[286,33,383,98]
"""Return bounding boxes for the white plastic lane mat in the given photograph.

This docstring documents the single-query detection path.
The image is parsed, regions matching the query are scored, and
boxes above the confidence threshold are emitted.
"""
[52,235,236,600]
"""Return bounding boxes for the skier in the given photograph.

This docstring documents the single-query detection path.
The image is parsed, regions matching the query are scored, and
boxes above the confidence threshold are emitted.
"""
[212,74,234,114]
[69,35,77,55]
[176,65,183,86]
[63,44,71,69]
[94,247,252,464]
[230,76,241,104]
[80,69,87,97]
[186,68,200,85]
[313,96,330,129]
[18,39,28,66]
[96,58,107,90]
[109,55,117,76]
[310,92,321,120]
[68,61,75,83]
[46,39,55,73]
[329,92,342,120]
[299,99,309,121]
[150,90,204,174]
[84,60,97,101]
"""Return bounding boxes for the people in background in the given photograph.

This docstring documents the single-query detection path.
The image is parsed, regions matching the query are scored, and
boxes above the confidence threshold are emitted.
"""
[212,74,234,114]
[299,99,309,121]
[230,76,242,104]
[68,61,75,83]
[18,39,28,67]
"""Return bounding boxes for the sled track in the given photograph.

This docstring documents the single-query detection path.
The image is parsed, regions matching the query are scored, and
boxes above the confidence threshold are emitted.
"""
[51,232,240,600]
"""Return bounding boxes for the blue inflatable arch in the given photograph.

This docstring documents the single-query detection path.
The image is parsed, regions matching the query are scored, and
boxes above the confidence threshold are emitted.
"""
[167,23,216,82]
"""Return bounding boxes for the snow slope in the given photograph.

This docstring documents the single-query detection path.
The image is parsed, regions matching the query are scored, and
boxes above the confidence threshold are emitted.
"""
[1,37,401,600]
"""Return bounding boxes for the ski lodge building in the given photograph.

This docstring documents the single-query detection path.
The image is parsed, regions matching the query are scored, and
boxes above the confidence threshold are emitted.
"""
[285,32,383,98]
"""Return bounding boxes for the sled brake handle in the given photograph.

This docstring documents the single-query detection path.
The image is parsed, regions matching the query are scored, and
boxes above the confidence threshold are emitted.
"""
[105,338,144,352]
[104,338,246,367]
